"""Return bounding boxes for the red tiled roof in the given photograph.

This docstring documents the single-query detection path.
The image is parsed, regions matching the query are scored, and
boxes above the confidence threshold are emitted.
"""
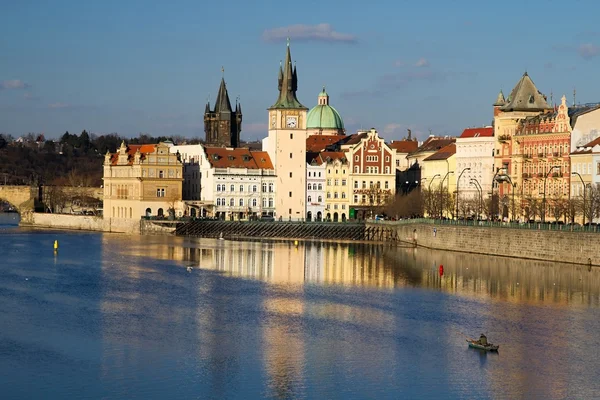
[306,134,346,152]
[109,144,157,165]
[459,127,493,138]
[413,137,456,154]
[389,140,418,153]
[318,151,347,163]
[204,147,273,170]
[423,143,456,161]
[582,136,600,148]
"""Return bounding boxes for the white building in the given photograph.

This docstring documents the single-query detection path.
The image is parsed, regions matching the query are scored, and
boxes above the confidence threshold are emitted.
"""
[455,127,495,200]
[306,154,326,221]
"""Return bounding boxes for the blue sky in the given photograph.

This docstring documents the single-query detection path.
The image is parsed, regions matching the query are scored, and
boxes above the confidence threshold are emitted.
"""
[1,0,600,142]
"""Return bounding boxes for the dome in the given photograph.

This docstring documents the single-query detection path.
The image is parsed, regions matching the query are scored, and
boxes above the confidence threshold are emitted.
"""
[306,88,344,130]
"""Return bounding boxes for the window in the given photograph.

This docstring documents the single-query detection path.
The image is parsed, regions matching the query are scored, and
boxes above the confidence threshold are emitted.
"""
[262,183,267,192]
[290,133,293,139]
[354,166,359,173]
[217,198,221,206]
[370,181,373,188]
[252,198,257,207]
[385,181,389,189]
[269,183,274,192]
[318,172,321,177]
[327,179,332,185]
[289,172,293,178]
[159,170,164,178]
[252,185,257,192]
[354,181,359,189]
[317,184,323,190]
[342,179,346,186]
[289,208,292,214]
[385,166,390,174]
[318,196,322,202]
[342,204,346,210]
[216,184,221,192]
[230,184,235,192]
[308,183,312,190]
[354,195,359,203]
[355,155,359,161]
[308,195,312,202]
[385,156,390,162]
[290,153,293,159]
[327,192,331,199]
[263,198,267,207]
[334,192,339,199]
[334,204,338,210]
[341,192,346,199]
[240,185,244,192]
[229,198,234,206]
[156,188,165,197]
[362,181,366,189]
[269,198,273,207]
[289,191,292,197]
[597,163,600,175]
[335,179,339,186]
[220,198,225,206]
[239,198,244,206]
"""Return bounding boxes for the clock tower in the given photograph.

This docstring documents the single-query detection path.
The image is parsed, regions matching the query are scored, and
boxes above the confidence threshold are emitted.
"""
[265,40,308,221]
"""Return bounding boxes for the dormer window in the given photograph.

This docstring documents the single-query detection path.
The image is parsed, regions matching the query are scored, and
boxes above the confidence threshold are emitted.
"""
[212,154,219,161]
[242,155,251,162]
[529,95,535,103]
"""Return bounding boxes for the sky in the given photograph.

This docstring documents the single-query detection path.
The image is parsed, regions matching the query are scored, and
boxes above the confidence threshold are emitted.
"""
[1,0,600,143]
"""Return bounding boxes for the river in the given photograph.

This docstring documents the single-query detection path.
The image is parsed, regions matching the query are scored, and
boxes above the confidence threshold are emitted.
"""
[1,213,599,399]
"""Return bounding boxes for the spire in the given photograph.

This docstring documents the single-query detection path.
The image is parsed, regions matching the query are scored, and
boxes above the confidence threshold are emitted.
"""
[205,101,210,113]
[278,61,283,92]
[214,77,232,113]
[500,72,550,112]
[270,41,306,109]
[494,89,505,106]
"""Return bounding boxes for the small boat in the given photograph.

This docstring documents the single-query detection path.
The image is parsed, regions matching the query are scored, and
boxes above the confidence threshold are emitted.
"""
[467,334,499,352]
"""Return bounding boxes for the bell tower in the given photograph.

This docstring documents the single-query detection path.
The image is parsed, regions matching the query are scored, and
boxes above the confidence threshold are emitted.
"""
[265,40,308,221]
[203,72,242,147]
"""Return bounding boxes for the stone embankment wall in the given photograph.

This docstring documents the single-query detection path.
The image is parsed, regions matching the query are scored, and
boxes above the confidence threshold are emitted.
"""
[381,221,598,266]
[20,212,140,234]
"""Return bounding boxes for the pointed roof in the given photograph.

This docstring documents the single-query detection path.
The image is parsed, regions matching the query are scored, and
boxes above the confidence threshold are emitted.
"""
[270,42,306,109]
[214,78,233,113]
[494,90,505,106]
[500,72,550,112]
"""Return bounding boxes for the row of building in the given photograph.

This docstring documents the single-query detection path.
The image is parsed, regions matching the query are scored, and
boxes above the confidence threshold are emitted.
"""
[102,43,600,223]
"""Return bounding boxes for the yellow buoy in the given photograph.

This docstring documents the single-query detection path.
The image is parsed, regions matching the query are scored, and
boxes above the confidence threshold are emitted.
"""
[294,240,299,246]
[54,240,59,251]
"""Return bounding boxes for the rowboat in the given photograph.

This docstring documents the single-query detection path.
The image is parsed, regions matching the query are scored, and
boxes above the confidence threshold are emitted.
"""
[467,334,499,352]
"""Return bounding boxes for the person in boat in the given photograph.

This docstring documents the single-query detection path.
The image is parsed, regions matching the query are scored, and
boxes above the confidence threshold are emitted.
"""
[478,334,488,346]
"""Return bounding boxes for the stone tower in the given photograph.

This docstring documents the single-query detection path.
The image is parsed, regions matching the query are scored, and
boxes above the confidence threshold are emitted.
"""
[203,77,242,147]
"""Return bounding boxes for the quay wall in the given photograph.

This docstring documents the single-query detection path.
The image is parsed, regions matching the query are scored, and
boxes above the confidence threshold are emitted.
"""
[380,221,598,266]
[20,212,140,234]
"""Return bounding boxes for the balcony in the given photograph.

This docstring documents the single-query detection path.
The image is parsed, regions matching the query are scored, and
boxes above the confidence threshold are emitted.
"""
[497,134,510,143]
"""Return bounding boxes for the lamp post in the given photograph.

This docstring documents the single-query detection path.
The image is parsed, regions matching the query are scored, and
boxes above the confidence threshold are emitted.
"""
[572,171,586,226]
[470,178,482,221]
[501,174,516,222]
[455,167,471,220]
[491,168,501,220]
[542,165,561,223]
[428,174,440,218]
[440,171,454,219]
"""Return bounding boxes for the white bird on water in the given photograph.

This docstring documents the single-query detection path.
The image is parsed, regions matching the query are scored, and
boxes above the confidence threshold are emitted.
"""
[187,267,193,273]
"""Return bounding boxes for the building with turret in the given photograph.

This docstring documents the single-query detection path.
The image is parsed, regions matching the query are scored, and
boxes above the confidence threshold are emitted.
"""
[204,77,242,147]
[263,41,308,221]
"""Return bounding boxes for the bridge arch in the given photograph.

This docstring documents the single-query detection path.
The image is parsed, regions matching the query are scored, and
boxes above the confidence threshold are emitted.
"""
[0,186,38,214]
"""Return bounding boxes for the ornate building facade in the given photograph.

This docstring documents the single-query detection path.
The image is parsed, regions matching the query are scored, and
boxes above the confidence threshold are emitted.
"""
[204,77,242,147]
[103,141,184,219]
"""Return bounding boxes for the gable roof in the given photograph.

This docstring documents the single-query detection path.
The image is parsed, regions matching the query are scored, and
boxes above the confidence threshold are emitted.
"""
[459,127,494,138]
[389,140,419,153]
[411,137,456,156]
[318,151,347,164]
[204,147,273,169]
[423,143,456,161]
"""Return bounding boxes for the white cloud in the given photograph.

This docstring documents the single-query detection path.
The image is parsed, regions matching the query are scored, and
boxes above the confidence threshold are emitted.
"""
[0,79,29,90]
[48,102,70,109]
[414,58,430,67]
[262,24,357,43]
[578,43,600,59]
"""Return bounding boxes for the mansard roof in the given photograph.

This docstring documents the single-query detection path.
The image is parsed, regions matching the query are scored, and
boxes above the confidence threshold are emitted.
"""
[423,143,456,161]
[500,72,550,112]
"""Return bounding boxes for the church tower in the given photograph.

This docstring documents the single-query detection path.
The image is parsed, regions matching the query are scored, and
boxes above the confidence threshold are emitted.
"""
[265,40,308,221]
[203,75,242,147]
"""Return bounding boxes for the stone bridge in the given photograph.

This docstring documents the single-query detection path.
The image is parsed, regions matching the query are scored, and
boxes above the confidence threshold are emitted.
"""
[0,185,40,213]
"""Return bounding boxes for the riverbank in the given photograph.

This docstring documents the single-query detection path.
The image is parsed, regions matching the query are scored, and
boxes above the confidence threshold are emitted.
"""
[376,220,598,267]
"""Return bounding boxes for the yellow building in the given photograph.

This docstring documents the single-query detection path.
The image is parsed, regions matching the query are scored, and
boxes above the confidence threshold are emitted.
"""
[421,144,456,218]
[103,141,183,219]
[321,151,350,221]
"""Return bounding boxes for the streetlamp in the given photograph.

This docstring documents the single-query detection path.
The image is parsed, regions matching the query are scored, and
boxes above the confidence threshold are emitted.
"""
[491,168,501,220]
[455,167,471,220]
[428,174,440,218]
[572,171,586,225]
[542,165,561,223]
[470,178,482,221]
[440,171,454,219]
[501,174,516,222]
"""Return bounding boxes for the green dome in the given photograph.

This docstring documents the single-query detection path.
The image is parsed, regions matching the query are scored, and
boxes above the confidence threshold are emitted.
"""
[306,88,344,130]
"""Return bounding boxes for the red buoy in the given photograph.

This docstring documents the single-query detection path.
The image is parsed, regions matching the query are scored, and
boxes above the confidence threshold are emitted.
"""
[439,264,444,276]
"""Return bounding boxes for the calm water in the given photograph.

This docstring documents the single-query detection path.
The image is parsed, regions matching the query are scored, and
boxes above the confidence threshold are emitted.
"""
[1,213,599,399]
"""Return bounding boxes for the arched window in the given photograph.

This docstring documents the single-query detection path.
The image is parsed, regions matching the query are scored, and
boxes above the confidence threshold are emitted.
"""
[229,198,234,206]
[341,192,346,199]
[252,185,257,192]
[327,192,331,199]
[308,183,312,190]
[318,184,323,190]
[318,196,322,202]
[252,198,257,207]
[230,184,235,192]
[354,166,359,173]
[334,192,339,199]
[308,195,312,202]
[240,185,244,192]
[239,198,244,206]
